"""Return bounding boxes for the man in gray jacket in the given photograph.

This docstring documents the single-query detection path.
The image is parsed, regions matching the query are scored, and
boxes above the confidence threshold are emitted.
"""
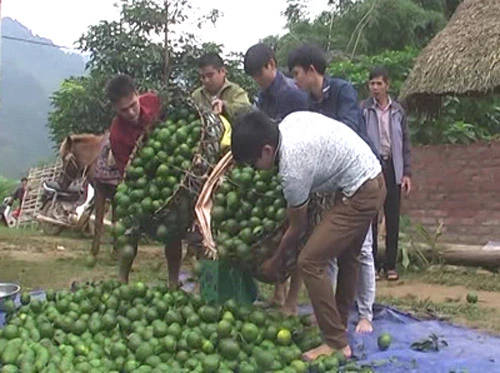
[361,67,412,281]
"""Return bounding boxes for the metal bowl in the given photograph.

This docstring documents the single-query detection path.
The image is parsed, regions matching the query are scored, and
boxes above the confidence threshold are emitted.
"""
[0,283,21,312]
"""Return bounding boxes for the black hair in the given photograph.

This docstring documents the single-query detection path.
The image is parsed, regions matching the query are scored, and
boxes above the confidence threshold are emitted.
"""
[197,52,224,69]
[287,43,327,74]
[243,43,276,76]
[369,66,390,82]
[106,74,136,104]
[231,109,279,164]
[21,177,27,182]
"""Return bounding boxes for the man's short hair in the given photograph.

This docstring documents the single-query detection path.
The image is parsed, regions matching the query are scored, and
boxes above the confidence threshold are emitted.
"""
[369,66,390,82]
[231,109,279,164]
[21,177,27,183]
[243,43,276,76]
[106,74,136,104]
[287,43,327,75]
[197,52,224,69]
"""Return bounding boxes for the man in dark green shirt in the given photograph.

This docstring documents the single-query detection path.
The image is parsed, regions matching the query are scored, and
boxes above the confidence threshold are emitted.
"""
[192,52,251,121]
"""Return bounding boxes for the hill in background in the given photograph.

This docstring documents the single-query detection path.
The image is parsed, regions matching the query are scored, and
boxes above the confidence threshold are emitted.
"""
[0,17,86,178]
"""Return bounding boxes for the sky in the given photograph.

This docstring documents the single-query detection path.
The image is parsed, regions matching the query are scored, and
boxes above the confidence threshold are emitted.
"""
[1,0,329,55]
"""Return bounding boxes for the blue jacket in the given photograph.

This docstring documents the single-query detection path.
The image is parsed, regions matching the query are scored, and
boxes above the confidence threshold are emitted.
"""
[309,76,379,158]
[256,71,309,122]
[361,98,412,185]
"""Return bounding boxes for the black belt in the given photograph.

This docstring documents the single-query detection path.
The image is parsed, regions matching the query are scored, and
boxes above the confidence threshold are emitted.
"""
[381,155,391,162]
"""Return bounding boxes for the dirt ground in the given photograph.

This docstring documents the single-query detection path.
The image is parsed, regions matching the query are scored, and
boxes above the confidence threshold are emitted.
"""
[1,226,500,334]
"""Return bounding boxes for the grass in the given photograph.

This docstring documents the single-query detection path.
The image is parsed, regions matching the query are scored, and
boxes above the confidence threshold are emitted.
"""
[0,224,167,292]
[415,268,500,292]
[377,293,500,333]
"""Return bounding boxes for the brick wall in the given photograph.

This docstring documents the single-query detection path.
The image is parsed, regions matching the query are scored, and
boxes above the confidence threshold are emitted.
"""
[401,141,500,245]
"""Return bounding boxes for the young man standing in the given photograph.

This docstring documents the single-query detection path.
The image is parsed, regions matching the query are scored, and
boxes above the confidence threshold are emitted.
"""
[11,177,28,205]
[106,74,182,289]
[288,43,378,333]
[243,43,308,312]
[362,67,412,281]
[192,52,251,121]
[231,110,385,360]
[288,43,376,152]
[243,43,308,121]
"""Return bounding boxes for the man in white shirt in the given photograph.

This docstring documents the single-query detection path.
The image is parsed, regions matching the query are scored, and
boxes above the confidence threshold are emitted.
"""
[231,110,386,360]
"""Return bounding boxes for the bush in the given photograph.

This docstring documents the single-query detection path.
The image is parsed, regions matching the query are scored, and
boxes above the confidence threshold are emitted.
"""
[328,48,500,145]
[0,176,17,200]
[328,47,419,99]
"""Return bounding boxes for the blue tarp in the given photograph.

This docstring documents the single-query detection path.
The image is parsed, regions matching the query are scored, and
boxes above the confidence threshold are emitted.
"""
[338,304,499,373]
[2,290,499,373]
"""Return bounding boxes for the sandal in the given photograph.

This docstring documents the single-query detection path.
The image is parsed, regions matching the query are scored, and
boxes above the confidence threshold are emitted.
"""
[386,270,399,281]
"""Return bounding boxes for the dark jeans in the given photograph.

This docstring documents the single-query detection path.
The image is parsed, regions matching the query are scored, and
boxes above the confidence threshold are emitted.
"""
[372,158,401,272]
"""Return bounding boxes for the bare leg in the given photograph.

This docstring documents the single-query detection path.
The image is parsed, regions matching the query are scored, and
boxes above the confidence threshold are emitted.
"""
[91,186,105,257]
[118,243,137,283]
[271,282,287,307]
[111,199,118,256]
[165,239,182,290]
[282,268,302,316]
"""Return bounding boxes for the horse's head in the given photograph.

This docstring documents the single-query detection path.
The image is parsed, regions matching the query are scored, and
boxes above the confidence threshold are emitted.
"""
[59,135,82,189]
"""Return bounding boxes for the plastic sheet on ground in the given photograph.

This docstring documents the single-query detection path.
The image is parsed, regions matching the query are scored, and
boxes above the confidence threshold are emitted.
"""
[2,284,499,373]
[298,303,500,373]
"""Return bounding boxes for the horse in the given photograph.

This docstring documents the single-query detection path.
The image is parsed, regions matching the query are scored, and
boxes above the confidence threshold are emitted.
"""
[58,133,117,257]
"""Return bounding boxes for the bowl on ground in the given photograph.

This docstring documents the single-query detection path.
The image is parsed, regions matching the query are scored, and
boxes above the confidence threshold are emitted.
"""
[0,282,20,312]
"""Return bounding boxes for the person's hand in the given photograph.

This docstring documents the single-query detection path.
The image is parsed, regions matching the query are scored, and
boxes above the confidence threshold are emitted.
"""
[261,257,280,280]
[401,176,412,196]
[211,99,224,114]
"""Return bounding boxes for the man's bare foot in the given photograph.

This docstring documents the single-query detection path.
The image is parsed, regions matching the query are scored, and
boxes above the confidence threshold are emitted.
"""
[281,304,298,317]
[262,298,284,309]
[302,344,352,361]
[355,318,373,333]
[268,282,287,306]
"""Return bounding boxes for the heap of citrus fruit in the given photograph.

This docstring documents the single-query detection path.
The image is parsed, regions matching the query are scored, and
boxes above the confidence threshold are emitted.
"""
[0,281,367,373]
[211,165,288,271]
[112,106,202,246]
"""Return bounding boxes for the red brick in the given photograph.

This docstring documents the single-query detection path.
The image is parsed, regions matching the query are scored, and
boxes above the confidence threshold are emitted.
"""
[445,217,476,226]
[406,142,500,244]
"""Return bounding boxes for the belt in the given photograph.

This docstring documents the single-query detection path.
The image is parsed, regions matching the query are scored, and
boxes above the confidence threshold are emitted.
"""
[381,155,391,162]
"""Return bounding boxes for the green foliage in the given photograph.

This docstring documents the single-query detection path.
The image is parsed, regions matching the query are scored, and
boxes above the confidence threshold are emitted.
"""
[0,177,17,200]
[411,97,500,145]
[47,0,255,146]
[48,72,113,146]
[261,11,335,68]
[328,47,419,98]
[334,0,447,56]
[327,47,500,145]
[399,216,444,270]
[261,0,447,70]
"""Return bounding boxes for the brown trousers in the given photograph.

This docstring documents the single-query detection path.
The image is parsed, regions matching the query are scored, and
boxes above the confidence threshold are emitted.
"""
[298,173,386,349]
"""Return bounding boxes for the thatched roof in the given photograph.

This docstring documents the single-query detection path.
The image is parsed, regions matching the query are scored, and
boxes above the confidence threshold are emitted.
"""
[400,0,500,109]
